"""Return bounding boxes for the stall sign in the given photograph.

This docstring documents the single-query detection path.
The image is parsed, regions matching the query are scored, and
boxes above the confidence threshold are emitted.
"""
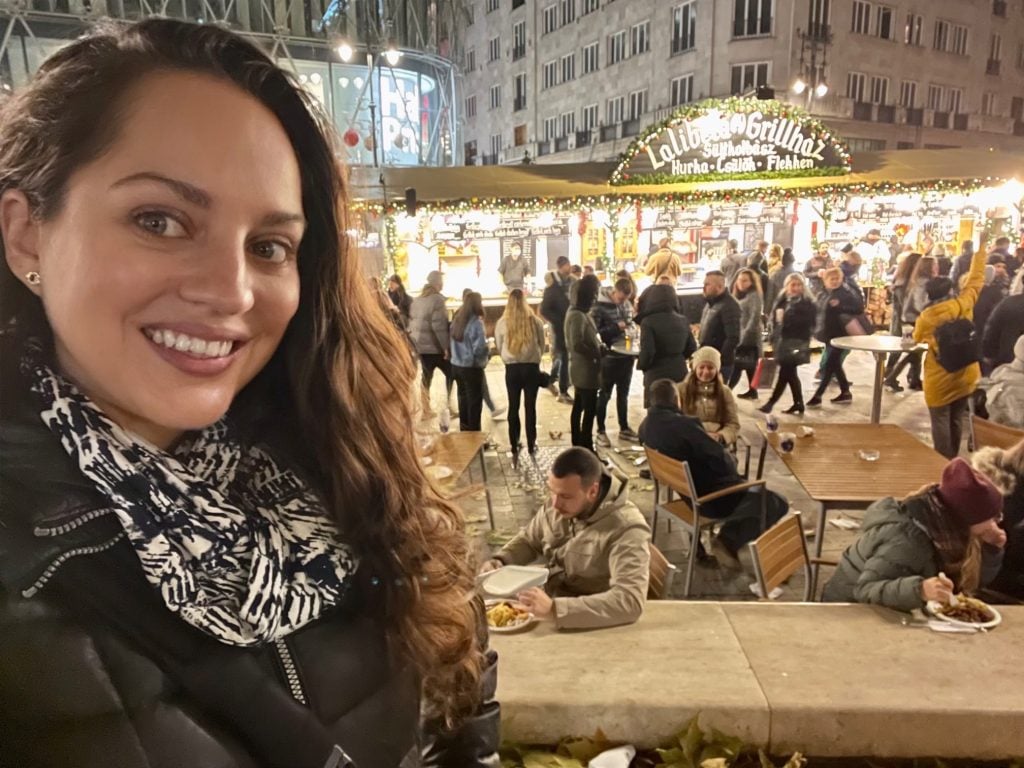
[462,212,570,240]
[611,99,850,185]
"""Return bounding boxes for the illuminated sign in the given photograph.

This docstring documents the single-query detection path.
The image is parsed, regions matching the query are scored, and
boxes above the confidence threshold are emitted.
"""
[611,99,851,185]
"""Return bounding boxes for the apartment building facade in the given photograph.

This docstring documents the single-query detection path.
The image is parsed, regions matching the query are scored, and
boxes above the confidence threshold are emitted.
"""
[460,0,1024,165]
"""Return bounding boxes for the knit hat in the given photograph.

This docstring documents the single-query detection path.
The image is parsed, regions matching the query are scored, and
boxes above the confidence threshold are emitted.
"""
[937,457,1003,525]
[426,270,443,289]
[691,346,721,372]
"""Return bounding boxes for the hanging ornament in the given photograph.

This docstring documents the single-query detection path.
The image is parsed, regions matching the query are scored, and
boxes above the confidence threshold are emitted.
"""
[394,134,406,149]
[578,210,588,237]
[343,129,360,148]
[363,135,375,151]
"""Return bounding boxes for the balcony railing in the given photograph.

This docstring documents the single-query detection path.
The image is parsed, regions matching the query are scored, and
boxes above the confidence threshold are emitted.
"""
[481,154,498,166]
[852,101,873,121]
[933,111,950,129]
[805,22,832,42]
[512,45,526,61]
[554,136,570,152]
[514,97,527,112]
[876,105,896,123]
[622,118,641,137]
[953,113,969,130]
[670,38,695,56]
[905,107,924,126]
[987,59,1002,75]
[575,129,592,146]
[993,0,1007,17]
[537,140,552,157]
[1014,120,1024,137]
[600,124,618,142]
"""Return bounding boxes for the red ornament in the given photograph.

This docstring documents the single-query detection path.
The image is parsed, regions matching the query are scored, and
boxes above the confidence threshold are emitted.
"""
[343,129,360,148]
[578,210,589,237]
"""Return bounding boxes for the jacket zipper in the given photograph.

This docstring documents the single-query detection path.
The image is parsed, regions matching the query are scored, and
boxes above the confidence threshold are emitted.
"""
[274,636,309,706]
[33,506,114,537]
[22,532,126,598]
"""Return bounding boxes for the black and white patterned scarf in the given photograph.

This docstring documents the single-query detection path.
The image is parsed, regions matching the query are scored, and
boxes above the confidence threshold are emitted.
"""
[23,349,357,647]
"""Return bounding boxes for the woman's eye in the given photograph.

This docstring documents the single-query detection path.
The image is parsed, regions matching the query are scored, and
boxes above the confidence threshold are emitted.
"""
[134,211,187,238]
[251,240,292,264]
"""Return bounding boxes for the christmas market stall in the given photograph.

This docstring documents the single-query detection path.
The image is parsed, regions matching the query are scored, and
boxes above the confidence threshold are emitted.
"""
[352,97,1024,324]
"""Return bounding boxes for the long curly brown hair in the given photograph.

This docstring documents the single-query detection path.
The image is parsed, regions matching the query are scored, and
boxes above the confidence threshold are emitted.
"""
[0,19,480,724]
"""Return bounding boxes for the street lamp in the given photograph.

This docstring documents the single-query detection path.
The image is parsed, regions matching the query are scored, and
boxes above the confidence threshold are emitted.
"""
[792,78,807,95]
[814,82,829,98]
[793,24,832,109]
[383,41,401,66]
[336,40,353,62]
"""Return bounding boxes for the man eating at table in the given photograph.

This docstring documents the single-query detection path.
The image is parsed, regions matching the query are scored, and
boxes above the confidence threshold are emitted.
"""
[479,447,650,630]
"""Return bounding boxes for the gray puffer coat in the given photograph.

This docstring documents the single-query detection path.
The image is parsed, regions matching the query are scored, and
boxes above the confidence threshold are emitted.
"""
[822,496,940,612]
[408,290,449,355]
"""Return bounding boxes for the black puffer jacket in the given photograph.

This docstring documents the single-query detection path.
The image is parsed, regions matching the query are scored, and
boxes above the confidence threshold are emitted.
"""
[637,285,697,385]
[815,283,865,343]
[0,365,500,768]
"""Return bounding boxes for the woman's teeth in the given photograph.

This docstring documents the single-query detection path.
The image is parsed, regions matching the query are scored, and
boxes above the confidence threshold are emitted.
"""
[146,329,234,358]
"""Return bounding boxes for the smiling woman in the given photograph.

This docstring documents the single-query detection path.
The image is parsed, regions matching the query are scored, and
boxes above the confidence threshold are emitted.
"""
[0,19,496,768]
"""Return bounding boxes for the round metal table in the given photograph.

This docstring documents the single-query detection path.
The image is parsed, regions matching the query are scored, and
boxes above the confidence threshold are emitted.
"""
[830,335,927,424]
[610,341,640,357]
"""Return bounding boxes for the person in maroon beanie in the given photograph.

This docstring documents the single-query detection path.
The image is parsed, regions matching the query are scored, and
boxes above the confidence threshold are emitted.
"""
[823,458,1007,611]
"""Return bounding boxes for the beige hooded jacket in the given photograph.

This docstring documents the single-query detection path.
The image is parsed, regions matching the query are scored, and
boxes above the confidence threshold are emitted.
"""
[495,471,650,630]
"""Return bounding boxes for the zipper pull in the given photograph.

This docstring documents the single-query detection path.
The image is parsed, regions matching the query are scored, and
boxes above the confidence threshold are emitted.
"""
[322,745,356,768]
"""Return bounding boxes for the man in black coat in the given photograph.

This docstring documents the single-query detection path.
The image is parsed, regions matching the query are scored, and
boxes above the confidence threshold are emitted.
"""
[541,256,574,402]
[638,380,788,567]
[698,270,741,384]
[982,292,1024,370]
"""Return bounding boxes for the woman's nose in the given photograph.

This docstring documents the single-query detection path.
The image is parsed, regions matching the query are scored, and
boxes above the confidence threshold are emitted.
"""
[178,241,255,315]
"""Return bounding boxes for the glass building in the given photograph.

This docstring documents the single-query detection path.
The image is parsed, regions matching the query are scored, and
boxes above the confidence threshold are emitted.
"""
[0,0,467,166]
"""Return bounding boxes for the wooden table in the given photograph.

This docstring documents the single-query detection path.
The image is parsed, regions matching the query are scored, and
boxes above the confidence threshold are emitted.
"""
[427,432,494,528]
[830,335,926,424]
[490,601,1024,758]
[755,422,947,593]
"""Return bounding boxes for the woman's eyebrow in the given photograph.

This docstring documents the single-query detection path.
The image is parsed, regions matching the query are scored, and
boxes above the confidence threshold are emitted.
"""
[110,171,211,208]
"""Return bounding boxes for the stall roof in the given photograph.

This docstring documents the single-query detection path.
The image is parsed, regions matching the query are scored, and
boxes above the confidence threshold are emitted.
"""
[351,147,1024,205]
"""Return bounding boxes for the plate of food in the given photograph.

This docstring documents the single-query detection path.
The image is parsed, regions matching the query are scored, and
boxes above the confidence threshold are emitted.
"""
[485,600,537,633]
[926,595,1002,630]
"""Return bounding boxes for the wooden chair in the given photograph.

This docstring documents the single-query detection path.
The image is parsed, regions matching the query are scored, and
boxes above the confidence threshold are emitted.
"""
[969,414,1024,452]
[748,513,838,602]
[647,542,677,600]
[644,446,769,597]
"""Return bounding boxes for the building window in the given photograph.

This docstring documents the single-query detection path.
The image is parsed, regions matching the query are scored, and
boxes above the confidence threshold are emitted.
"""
[466,49,476,72]
[734,0,772,37]
[543,117,558,141]
[490,134,502,157]
[875,5,894,39]
[543,60,558,89]
[670,74,694,107]
[513,73,527,111]
[933,20,949,52]
[512,21,527,61]
[561,53,576,82]
[847,138,886,152]
[904,13,922,46]
[488,37,501,63]
[582,0,599,14]
[947,88,963,114]
[466,95,477,119]
[513,0,526,8]
[672,2,697,54]
[543,5,558,34]
[899,80,917,108]
[851,1,870,35]
[582,103,599,130]
[950,25,969,56]
[560,0,575,25]
[628,89,648,120]
[981,92,996,115]
[990,33,1002,61]
[869,75,888,104]
[730,62,769,94]
[608,30,627,65]
[631,21,651,55]
[846,71,867,102]
[607,95,626,124]
[927,84,945,111]
[808,0,830,38]
[486,0,499,12]
[490,84,502,109]
[1018,41,1024,70]
[583,41,600,74]
[560,111,575,136]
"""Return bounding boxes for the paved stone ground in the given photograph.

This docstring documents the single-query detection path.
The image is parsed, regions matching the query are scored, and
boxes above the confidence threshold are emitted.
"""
[431,348,938,602]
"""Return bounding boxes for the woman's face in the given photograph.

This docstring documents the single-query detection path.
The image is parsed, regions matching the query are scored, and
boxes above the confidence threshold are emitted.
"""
[823,272,843,290]
[735,272,752,292]
[2,71,305,448]
[695,361,718,382]
[785,279,804,297]
[388,278,399,292]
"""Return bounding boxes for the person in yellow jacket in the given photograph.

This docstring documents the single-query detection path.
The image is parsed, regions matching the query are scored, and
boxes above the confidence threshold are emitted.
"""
[913,236,988,458]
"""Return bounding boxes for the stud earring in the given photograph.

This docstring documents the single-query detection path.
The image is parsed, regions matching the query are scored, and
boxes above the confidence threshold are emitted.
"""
[25,271,41,286]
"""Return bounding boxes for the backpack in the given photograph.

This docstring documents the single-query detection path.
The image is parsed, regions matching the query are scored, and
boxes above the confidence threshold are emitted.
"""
[933,308,979,373]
